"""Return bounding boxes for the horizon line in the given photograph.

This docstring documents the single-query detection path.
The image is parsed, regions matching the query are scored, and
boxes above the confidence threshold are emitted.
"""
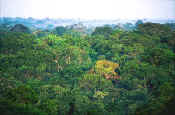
[0,16,175,21]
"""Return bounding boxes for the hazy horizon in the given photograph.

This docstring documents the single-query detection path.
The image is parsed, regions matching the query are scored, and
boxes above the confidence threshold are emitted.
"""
[0,0,175,20]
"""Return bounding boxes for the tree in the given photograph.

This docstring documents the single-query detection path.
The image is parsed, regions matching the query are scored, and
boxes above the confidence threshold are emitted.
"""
[135,20,143,27]
[92,26,113,38]
[10,24,31,33]
[53,26,66,36]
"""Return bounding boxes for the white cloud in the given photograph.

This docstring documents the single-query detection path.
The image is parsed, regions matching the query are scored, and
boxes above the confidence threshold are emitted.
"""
[0,0,175,19]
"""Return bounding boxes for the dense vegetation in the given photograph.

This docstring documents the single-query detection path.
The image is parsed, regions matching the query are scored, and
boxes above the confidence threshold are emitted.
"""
[0,22,175,115]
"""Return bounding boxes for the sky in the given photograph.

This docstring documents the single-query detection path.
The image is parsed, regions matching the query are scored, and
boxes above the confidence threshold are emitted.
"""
[0,0,175,19]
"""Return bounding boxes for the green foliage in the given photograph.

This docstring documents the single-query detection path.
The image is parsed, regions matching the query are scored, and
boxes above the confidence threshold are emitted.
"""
[10,24,31,34]
[0,99,47,115]
[53,26,66,36]
[137,22,173,43]
[92,25,113,38]
[0,23,175,115]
